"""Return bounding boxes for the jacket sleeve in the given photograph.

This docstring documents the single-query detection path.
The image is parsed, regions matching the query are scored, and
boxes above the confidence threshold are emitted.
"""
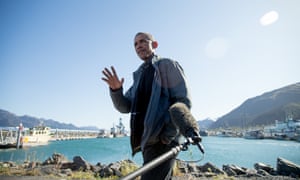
[109,87,132,113]
[161,59,192,108]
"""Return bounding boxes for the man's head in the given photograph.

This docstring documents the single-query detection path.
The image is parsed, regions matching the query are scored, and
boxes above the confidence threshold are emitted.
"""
[134,32,158,61]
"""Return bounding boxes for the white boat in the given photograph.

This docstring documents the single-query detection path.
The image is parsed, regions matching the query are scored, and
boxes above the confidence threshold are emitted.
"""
[22,126,51,146]
[264,115,300,140]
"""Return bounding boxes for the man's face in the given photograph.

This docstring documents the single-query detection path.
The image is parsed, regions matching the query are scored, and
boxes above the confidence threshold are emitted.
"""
[134,34,155,61]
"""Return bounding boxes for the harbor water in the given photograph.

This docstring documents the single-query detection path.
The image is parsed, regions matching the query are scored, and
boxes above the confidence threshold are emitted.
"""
[0,136,299,169]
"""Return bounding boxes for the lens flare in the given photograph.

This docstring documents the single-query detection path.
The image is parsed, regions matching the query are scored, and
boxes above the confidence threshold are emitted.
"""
[260,11,279,26]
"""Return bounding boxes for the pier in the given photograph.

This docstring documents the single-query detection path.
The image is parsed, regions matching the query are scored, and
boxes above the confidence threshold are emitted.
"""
[51,129,98,141]
[0,126,99,149]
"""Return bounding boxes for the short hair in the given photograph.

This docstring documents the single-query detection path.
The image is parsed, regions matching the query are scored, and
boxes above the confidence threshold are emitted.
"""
[135,32,155,41]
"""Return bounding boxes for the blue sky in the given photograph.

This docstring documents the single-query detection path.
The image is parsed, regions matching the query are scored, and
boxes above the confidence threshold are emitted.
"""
[1,0,299,129]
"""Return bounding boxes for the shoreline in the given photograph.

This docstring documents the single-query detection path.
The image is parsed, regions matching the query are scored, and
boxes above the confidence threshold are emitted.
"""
[0,153,299,179]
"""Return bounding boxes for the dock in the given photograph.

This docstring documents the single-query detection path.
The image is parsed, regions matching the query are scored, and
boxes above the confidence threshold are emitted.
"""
[51,129,98,141]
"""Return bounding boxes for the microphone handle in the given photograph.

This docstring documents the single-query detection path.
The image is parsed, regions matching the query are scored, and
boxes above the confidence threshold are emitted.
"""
[197,143,205,154]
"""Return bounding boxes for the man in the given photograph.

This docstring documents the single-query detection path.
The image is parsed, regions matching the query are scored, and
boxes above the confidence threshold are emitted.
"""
[102,32,196,179]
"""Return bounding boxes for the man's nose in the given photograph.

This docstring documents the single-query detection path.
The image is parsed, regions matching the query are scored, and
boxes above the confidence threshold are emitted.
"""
[136,44,143,50]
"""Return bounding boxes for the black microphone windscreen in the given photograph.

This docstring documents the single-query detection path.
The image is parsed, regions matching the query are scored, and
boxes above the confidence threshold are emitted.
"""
[169,102,199,137]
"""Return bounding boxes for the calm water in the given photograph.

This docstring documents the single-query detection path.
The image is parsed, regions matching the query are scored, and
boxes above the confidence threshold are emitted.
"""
[0,136,299,169]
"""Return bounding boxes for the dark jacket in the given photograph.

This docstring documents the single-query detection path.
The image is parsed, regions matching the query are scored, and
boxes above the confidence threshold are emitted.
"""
[110,55,191,155]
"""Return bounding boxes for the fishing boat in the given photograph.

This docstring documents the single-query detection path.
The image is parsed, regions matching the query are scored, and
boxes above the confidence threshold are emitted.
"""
[22,126,51,146]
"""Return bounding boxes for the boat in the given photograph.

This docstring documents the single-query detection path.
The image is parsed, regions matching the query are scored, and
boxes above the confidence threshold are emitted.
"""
[244,130,264,139]
[22,126,51,146]
[263,115,300,141]
[111,118,128,138]
[97,129,113,138]
[216,130,237,137]
[98,118,128,138]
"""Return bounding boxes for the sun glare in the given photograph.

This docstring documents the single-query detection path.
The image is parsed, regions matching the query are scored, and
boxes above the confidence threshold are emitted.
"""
[260,10,279,26]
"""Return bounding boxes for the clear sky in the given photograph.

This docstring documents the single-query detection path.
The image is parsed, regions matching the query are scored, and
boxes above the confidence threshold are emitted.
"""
[1,0,299,129]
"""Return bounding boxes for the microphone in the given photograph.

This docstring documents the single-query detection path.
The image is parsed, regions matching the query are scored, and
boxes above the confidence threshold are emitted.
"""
[169,102,204,154]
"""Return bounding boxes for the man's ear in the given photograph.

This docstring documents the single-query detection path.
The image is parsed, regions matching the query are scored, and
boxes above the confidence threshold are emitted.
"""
[152,41,158,49]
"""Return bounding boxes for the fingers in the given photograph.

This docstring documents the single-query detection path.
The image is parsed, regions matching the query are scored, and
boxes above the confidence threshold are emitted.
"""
[101,66,124,90]
[111,66,117,76]
[102,67,113,79]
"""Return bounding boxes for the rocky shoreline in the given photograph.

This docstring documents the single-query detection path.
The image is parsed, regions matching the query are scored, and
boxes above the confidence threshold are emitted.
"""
[0,153,299,179]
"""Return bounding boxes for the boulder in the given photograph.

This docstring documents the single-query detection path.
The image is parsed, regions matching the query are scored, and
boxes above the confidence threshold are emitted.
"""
[254,163,273,172]
[72,156,91,171]
[223,164,246,176]
[223,165,237,176]
[254,162,277,175]
[43,153,69,165]
[60,162,75,169]
[39,165,60,176]
[60,168,73,176]
[257,169,270,176]
[99,166,114,177]
[187,163,199,174]
[200,162,225,174]
[277,157,300,177]
[109,162,122,177]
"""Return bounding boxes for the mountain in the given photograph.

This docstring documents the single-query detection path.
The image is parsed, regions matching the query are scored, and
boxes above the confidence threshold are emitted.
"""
[198,118,215,130]
[0,109,99,131]
[210,82,300,129]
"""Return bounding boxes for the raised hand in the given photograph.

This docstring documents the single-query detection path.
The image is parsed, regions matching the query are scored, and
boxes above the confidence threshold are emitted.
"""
[101,66,124,90]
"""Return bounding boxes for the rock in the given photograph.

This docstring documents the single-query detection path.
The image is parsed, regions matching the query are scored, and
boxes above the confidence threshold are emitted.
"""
[39,165,60,176]
[72,156,91,171]
[100,166,114,177]
[231,164,247,175]
[200,162,225,175]
[223,164,247,176]
[109,162,122,177]
[90,164,102,173]
[60,168,73,176]
[254,162,275,173]
[223,165,237,176]
[244,168,263,178]
[175,160,189,174]
[43,153,69,165]
[171,173,195,180]
[202,172,216,177]
[53,153,68,163]
[3,161,17,168]
[277,157,300,177]
[187,163,198,174]
[60,162,75,169]
[257,169,271,176]
[2,162,11,168]
[28,161,37,169]
[109,162,121,171]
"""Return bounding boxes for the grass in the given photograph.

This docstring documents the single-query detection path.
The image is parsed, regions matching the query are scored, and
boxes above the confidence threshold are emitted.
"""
[0,159,140,180]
